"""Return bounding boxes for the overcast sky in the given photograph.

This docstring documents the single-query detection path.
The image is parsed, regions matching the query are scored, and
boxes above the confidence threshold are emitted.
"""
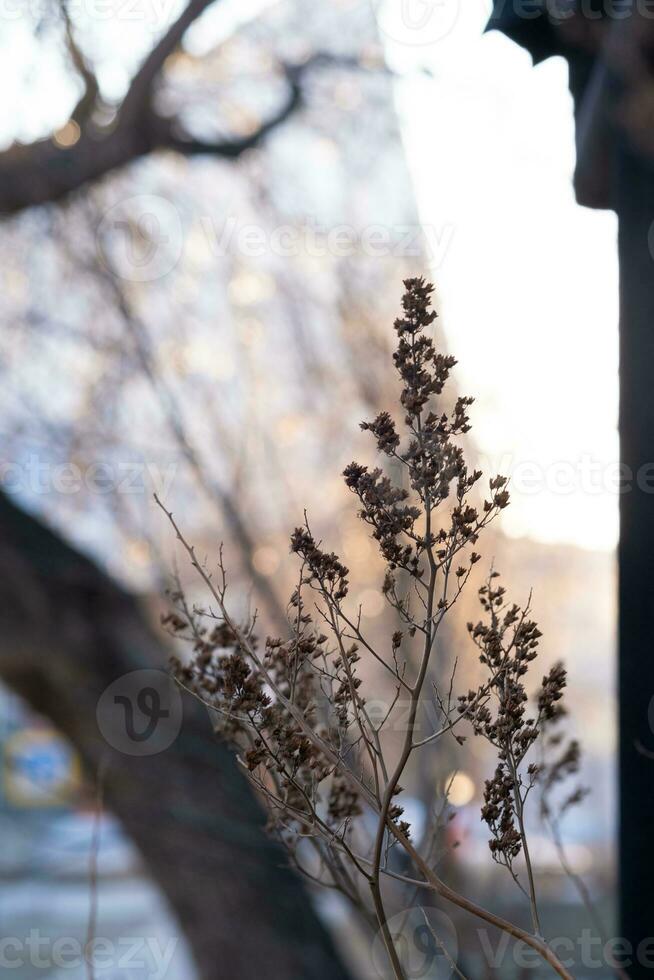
[382,0,619,552]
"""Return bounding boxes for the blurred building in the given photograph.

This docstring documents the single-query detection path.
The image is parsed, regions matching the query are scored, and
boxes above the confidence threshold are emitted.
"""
[0,683,195,979]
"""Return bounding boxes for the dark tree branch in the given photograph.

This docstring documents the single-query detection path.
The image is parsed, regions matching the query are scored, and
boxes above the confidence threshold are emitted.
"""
[118,0,220,126]
[0,80,302,215]
[0,0,305,214]
[1,0,381,218]
[158,64,303,158]
[59,0,100,124]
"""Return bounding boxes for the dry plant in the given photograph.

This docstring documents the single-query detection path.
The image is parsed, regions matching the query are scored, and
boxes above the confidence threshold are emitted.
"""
[156,279,584,980]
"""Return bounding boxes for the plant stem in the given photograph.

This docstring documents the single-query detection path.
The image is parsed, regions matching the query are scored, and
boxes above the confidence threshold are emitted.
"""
[508,747,542,937]
[369,880,408,980]
[389,825,574,980]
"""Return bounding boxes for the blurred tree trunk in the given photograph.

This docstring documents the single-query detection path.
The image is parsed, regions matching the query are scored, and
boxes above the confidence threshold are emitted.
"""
[616,144,654,979]
[0,489,352,980]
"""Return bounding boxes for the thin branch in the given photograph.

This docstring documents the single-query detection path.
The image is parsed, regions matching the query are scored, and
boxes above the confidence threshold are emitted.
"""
[154,494,379,810]
[119,0,220,125]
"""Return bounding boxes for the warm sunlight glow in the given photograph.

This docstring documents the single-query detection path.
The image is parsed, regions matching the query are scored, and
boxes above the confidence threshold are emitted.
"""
[253,546,281,576]
[381,0,619,553]
[448,771,476,808]
[359,588,385,618]
[53,119,80,148]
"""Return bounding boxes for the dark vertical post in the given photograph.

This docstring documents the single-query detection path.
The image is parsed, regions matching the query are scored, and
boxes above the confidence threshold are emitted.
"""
[617,144,654,975]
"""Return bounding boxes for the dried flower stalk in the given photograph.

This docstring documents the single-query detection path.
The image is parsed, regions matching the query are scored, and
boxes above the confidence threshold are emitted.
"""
[157,279,583,980]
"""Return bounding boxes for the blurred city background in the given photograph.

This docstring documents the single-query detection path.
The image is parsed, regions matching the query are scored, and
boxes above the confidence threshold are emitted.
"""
[0,1,620,978]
